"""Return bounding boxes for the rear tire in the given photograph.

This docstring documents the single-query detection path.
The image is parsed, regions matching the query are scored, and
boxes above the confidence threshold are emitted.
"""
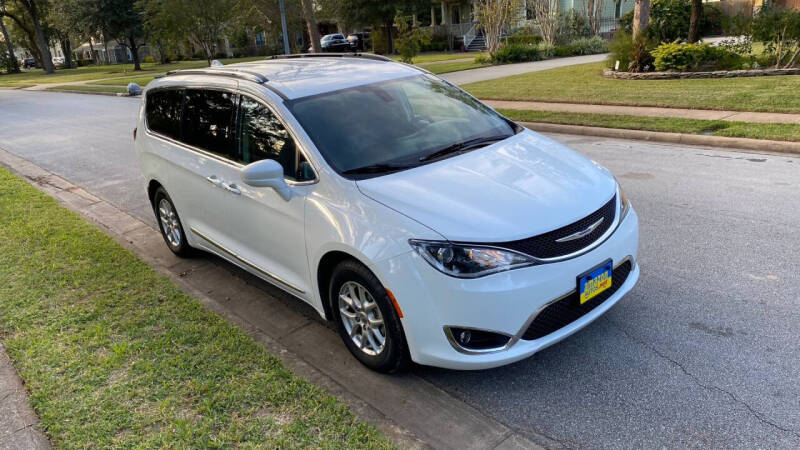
[330,260,409,373]
[153,187,193,257]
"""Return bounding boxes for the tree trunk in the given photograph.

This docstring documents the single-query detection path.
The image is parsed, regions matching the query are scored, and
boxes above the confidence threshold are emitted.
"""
[88,39,96,64]
[688,0,702,43]
[22,0,54,73]
[300,0,320,52]
[128,36,141,71]
[157,39,167,64]
[0,15,20,73]
[385,19,394,54]
[60,38,73,68]
[103,39,110,64]
[632,0,650,40]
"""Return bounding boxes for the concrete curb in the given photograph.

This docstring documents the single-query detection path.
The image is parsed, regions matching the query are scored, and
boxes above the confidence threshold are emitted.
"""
[519,121,800,155]
[38,88,134,97]
[0,147,545,450]
[0,343,51,450]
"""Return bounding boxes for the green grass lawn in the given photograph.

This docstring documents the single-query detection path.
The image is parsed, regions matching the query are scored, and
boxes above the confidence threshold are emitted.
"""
[46,85,128,94]
[499,108,800,142]
[89,75,157,87]
[388,51,483,64]
[466,62,800,113]
[0,57,265,88]
[0,166,391,448]
[421,60,490,74]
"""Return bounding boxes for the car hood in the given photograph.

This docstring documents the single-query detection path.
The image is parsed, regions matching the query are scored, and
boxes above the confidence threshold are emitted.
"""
[356,130,617,242]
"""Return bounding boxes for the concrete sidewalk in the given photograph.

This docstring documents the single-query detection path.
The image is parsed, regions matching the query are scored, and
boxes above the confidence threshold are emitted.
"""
[0,344,50,450]
[441,53,608,85]
[484,99,800,125]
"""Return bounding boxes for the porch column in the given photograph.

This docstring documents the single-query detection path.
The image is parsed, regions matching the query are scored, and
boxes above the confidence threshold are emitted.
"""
[412,13,418,27]
[440,1,448,25]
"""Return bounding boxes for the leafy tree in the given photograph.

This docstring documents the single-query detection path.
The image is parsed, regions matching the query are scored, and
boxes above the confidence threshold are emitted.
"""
[751,7,800,68]
[97,0,146,70]
[0,11,20,72]
[1,0,54,73]
[475,0,520,53]
[394,13,430,62]
[528,0,559,45]
[331,0,430,54]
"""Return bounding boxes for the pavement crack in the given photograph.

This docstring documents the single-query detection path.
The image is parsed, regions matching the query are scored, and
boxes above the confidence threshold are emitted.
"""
[608,320,800,439]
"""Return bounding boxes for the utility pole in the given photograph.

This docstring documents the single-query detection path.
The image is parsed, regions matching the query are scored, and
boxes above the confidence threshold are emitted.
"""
[278,0,290,54]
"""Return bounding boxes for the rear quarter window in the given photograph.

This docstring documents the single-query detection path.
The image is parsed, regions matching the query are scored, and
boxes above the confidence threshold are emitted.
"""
[145,89,183,140]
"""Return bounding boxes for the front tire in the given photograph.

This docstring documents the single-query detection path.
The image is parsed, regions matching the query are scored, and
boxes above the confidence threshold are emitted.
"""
[153,187,192,257]
[330,260,409,373]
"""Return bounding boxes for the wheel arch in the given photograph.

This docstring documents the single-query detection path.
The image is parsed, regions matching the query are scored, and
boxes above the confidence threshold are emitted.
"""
[316,249,374,321]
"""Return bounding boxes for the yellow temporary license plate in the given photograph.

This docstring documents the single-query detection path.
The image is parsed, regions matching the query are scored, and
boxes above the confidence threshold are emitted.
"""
[578,260,613,304]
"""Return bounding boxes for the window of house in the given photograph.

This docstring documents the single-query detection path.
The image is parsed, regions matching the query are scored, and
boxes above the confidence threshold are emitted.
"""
[182,89,238,160]
[238,96,314,181]
[145,89,183,140]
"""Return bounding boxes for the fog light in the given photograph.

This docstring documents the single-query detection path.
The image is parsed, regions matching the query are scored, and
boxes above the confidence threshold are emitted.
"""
[447,327,511,351]
[458,330,471,345]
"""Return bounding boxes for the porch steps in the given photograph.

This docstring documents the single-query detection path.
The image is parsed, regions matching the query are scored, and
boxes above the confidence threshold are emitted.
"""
[467,33,487,52]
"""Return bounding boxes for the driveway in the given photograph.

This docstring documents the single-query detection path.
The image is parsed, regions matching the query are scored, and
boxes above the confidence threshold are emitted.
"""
[1,90,798,449]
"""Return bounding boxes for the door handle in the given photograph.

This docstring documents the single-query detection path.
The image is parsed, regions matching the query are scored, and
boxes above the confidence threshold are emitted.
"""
[206,175,221,186]
[222,182,241,195]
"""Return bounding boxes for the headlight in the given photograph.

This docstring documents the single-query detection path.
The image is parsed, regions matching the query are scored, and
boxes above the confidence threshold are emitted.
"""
[409,240,535,278]
[617,179,631,220]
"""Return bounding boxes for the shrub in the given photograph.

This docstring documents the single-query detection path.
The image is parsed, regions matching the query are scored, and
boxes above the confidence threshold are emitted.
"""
[142,55,155,64]
[621,0,691,42]
[701,3,724,36]
[751,7,800,68]
[629,35,655,72]
[422,28,450,51]
[490,43,545,63]
[558,10,593,45]
[566,36,608,55]
[395,14,432,63]
[505,34,542,46]
[651,42,745,71]
[0,52,18,73]
[608,29,634,70]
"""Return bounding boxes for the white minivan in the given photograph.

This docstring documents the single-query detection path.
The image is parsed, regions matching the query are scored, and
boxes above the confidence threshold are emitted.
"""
[135,54,639,372]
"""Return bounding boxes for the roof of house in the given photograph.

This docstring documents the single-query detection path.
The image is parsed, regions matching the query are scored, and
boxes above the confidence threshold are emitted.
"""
[151,54,424,100]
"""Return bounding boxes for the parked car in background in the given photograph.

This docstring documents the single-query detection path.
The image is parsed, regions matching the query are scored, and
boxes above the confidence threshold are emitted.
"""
[347,32,370,51]
[53,56,65,66]
[320,34,350,52]
[22,57,37,69]
[136,54,639,373]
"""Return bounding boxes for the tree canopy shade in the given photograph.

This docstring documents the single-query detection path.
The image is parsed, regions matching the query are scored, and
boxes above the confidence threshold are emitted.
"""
[138,0,242,65]
[97,0,146,70]
[1,0,55,73]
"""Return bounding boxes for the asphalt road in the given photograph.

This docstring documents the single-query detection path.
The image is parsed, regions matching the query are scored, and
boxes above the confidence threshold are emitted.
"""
[1,90,798,449]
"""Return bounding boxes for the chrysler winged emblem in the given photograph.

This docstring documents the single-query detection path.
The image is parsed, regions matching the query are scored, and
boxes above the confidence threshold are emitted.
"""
[555,218,604,243]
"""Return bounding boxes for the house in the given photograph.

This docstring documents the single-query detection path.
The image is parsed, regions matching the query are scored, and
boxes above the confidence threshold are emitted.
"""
[424,0,634,50]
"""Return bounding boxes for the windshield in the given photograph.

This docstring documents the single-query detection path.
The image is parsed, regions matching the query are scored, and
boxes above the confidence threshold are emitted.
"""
[287,75,517,178]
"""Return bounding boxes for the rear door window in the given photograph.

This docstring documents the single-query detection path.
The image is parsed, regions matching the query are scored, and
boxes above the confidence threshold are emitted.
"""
[182,89,238,160]
[145,89,183,140]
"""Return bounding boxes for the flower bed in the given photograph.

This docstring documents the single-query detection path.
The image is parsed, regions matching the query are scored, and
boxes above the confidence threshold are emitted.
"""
[603,67,800,80]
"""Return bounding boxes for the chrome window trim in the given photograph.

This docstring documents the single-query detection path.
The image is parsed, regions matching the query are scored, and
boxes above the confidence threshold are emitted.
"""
[143,85,319,185]
[443,255,634,355]
[190,226,306,294]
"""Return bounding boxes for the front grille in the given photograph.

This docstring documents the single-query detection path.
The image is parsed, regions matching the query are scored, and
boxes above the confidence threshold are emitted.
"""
[521,260,632,341]
[498,195,616,259]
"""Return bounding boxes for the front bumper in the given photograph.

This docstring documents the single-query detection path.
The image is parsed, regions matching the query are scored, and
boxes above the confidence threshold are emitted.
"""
[373,208,639,370]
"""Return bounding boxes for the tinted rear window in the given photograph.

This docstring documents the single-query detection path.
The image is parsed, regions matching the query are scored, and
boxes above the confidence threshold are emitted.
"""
[145,89,183,139]
[182,89,238,159]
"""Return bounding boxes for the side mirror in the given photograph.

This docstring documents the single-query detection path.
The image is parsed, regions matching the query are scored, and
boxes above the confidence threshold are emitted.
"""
[241,159,292,200]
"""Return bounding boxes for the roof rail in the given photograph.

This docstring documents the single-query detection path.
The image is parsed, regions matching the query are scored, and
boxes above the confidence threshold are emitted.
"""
[270,52,392,62]
[164,68,268,84]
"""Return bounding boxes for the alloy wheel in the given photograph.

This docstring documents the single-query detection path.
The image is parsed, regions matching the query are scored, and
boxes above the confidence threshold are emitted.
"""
[338,281,387,356]
[157,198,182,247]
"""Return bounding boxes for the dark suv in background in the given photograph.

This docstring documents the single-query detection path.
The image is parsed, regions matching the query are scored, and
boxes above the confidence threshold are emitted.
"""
[347,32,370,51]
[320,34,350,52]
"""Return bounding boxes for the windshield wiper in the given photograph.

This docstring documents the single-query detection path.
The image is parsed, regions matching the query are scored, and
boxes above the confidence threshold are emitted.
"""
[418,135,511,162]
[342,163,417,175]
